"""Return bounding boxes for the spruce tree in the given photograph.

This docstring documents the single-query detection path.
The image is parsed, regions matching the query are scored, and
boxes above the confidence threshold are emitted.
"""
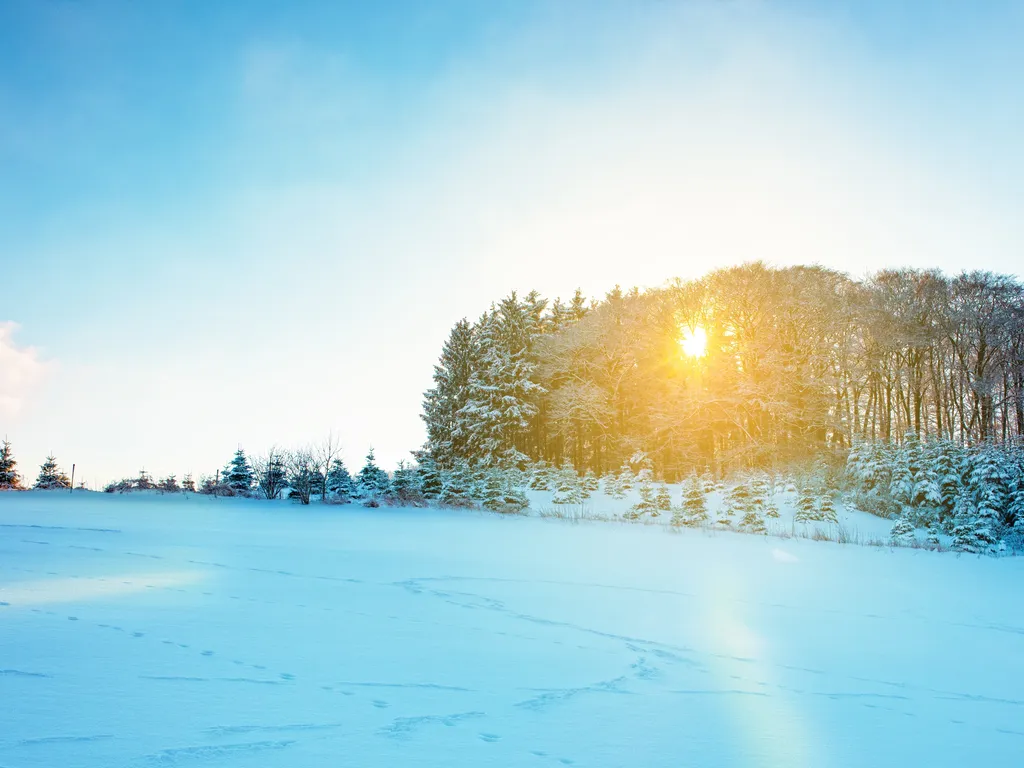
[583,469,600,494]
[422,319,478,466]
[223,448,254,496]
[817,493,838,524]
[739,509,767,534]
[655,484,672,513]
[889,516,915,546]
[794,483,818,523]
[417,456,443,500]
[182,473,196,493]
[679,475,709,527]
[528,460,552,490]
[326,458,355,501]
[34,455,70,490]
[0,439,21,489]
[603,471,625,499]
[158,475,180,493]
[356,449,391,504]
[392,461,423,503]
[136,469,155,491]
[440,461,474,505]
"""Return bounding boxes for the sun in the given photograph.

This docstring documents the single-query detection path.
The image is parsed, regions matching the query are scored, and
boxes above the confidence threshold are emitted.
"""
[679,326,708,358]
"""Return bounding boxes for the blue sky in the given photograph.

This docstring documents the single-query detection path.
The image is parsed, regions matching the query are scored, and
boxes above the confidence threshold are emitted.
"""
[2,0,1022,485]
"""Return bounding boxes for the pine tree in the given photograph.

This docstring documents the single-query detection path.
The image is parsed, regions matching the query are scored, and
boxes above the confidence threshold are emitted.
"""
[440,461,474,506]
[679,475,709,527]
[552,467,585,504]
[817,493,838,524]
[158,474,180,493]
[356,449,391,505]
[655,484,672,513]
[627,476,657,520]
[392,461,423,503]
[794,483,818,523]
[739,509,767,534]
[223,448,254,496]
[889,444,913,507]
[528,460,552,490]
[725,481,753,518]
[136,469,155,491]
[417,456,443,500]
[422,319,478,466]
[326,458,355,502]
[603,470,625,499]
[34,455,70,490]
[458,295,545,466]
[889,516,915,546]
[617,464,635,492]
[583,469,600,494]
[182,473,196,493]
[0,439,21,489]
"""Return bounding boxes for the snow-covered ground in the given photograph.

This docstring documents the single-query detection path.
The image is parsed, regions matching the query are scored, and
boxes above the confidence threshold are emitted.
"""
[1,492,1022,767]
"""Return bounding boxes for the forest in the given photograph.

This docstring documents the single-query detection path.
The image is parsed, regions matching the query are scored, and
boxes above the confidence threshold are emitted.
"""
[422,263,1024,479]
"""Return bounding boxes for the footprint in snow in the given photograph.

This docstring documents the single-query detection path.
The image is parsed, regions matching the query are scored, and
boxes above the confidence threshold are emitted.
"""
[67,616,78,621]
[372,700,390,709]
[200,650,215,657]
[479,733,501,743]
[132,632,144,638]
[279,673,295,681]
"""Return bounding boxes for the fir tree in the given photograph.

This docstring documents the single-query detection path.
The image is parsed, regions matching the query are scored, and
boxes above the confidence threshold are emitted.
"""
[440,461,474,506]
[181,473,196,493]
[655,484,672,513]
[0,439,21,489]
[603,471,625,499]
[739,509,767,534]
[34,455,70,490]
[422,319,478,466]
[392,461,423,503]
[158,474,180,493]
[679,475,709,527]
[417,456,443,500]
[582,469,600,494]
[794,483,818,523]
[356,449,391,504]
[889,517,915,546]
[617,464,635,492]
[627,477,657,520]
[136,469,155,491]
[528,460,552,490]
[817,493,838,524]
[326,458,355,502]
[223,448,254,496]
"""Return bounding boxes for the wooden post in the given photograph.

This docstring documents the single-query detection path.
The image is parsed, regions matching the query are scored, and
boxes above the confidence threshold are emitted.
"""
[70,464,75,494]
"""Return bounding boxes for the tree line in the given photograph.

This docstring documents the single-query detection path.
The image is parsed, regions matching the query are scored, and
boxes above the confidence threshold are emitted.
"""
[422,264,1024,479]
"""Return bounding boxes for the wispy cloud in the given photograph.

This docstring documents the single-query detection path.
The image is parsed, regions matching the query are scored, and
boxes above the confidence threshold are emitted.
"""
[0,323,52,419]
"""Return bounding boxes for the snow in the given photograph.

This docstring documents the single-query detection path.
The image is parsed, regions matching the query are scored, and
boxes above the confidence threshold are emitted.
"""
[2,491,1023,767]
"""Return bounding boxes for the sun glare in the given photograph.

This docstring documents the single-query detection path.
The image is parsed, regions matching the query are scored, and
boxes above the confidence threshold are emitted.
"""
[680,326,708,358]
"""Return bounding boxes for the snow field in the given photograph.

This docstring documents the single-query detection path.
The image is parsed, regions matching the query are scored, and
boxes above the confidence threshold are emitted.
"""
[1,491,1022,767]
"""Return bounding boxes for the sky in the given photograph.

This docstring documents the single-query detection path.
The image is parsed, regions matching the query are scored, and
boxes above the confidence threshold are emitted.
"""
[1,0,1022,486]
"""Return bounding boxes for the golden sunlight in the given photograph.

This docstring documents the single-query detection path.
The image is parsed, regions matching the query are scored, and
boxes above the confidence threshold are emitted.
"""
[679,325,708,358]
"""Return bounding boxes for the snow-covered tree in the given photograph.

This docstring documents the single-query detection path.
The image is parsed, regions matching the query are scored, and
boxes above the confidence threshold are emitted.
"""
[603,470,625,498]
[0,439,20,489]
[392,461,423,503]
[481,469,530,513]
[616,464,635,493]
[528,460,553,490]
[458,295,545,466]
[356,449,391,505]
[739,508,767,534]
[324,458,354,502]
[626,476,657,520]
[889,516,915,546]
[675,475,708,527]
[223,448,254,496]
[417,456,443,500]
[817,493,838,524]
[655,484,672,513]
[582,469,600,494]
[794,483,818,523]
[440,461,474,506]
[34,455,70,490]
[422,319,478,467]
